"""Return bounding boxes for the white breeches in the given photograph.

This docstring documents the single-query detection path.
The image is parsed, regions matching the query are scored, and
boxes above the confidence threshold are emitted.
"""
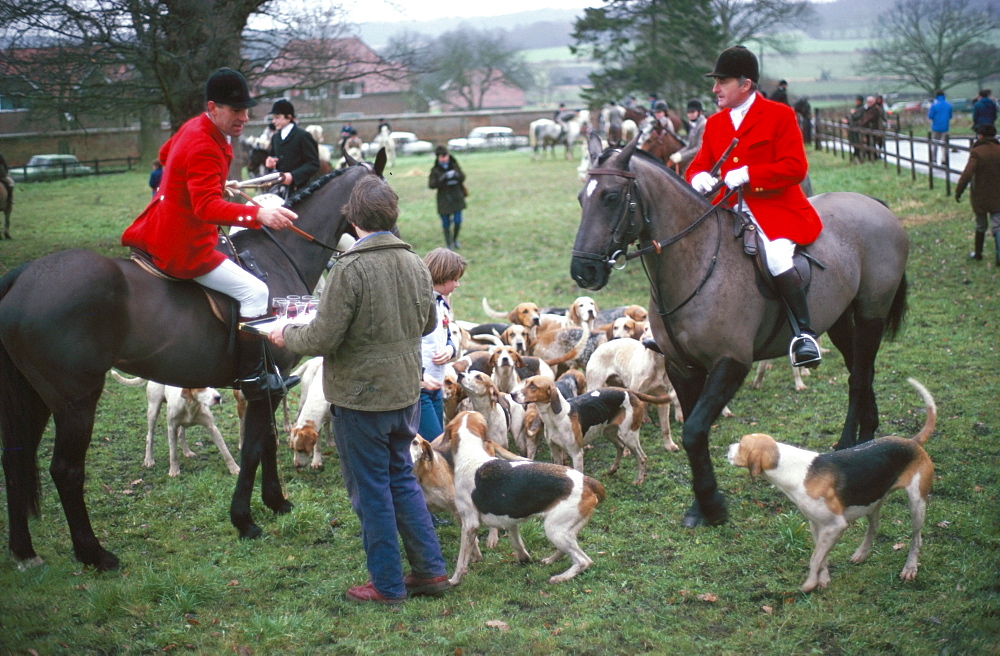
[194,258,270,317]
[741,204,795,276]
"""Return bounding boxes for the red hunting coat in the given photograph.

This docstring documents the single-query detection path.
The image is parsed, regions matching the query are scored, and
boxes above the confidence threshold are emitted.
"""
[687,93,822,245]
[122,113,261,278]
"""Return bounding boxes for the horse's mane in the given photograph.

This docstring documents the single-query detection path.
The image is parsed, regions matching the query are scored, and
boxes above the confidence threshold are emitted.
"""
[594,146,713,206]
[286,166,352,208]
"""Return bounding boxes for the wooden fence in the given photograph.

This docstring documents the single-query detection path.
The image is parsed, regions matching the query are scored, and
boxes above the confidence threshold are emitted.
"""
[812,108,975,198]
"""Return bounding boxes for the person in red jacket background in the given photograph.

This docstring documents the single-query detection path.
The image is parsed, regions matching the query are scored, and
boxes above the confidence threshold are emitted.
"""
[687,45,823,368]
[122,67,299,398]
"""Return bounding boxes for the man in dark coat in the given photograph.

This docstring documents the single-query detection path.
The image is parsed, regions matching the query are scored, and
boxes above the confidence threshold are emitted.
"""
[265,99,320,196]
[956,123,1000,265]
[428,145,466,249]
[771,80,789,105]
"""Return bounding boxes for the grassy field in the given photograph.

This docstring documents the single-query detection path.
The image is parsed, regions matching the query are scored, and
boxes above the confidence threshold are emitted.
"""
[0,150,998,655]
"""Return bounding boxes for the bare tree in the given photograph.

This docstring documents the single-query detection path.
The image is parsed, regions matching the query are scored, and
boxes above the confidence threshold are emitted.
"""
[390,28,532,111]
[857,0,999,94]
[0,0,402,159]
[710,0,814,55]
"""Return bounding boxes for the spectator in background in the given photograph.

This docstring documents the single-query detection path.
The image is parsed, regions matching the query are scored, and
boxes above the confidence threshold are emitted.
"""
[648,93,659,111]
[265,99,320,197]
[973,89,997,130]
[794,97,813,143]
[861,96,882,160]
[927,89,953,165]
[771,80,789,105]
[338,121,358,152]
[376,117,392,136]
[0,152,13,219]
[428,145,466,250]
[148,159,163,195]
[955,123,1000,266]
[846,95,865,162]
[669,99,707,172]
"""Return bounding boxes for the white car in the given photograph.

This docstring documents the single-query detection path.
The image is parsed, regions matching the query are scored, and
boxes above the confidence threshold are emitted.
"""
[362,131,434,158]
[11,154,94,182]
[448,126,529,151]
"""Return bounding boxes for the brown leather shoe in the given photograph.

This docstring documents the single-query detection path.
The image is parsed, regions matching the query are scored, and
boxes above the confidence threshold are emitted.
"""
[404,573,451,597]
[345,581,405,605]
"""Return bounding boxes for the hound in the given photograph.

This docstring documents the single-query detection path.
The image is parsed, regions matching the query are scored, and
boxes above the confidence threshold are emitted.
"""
[456,370,527,452]
[446,411,605,585]
[288,357,329,469]
[111,371,238,477]
[727,378,936,592]
[512,375,673,485]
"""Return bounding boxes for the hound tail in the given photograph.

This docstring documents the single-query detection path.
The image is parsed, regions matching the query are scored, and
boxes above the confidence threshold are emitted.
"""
[482,297,509,319]
[907,377,936,446]
[110,370,147,386]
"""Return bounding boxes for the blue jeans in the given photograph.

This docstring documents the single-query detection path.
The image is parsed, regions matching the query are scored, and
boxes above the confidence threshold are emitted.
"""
[331,403,447,599]
[439,211,463,230]
[418,388,444,440]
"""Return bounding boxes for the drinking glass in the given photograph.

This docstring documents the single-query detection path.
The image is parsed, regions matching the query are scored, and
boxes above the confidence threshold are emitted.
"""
[285,295,301,319]
[272,297,288,319]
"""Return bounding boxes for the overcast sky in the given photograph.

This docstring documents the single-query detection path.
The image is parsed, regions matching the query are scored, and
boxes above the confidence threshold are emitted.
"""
[349,0,603,24]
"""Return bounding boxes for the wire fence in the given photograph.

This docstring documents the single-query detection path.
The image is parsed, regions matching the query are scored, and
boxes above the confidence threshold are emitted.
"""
[812,109,974,198]
[10,156,141,183]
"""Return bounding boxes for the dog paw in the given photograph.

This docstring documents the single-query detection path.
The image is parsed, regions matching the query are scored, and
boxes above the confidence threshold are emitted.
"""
[899,566,918,581]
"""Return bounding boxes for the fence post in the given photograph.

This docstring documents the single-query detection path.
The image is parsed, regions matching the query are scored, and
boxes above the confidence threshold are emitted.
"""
[943,133,951,197]
[927,131,934,190]
[909,130,916,182]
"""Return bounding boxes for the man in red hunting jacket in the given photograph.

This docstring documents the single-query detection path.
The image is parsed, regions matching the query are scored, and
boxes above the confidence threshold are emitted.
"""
[686,45,823,368]
[122,67,299,398]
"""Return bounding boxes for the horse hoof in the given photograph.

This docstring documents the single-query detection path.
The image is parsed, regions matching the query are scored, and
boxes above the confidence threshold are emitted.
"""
[273,500,293,515]
[83,550,120,572]
[682,511,705,528]
[239,524,263,540]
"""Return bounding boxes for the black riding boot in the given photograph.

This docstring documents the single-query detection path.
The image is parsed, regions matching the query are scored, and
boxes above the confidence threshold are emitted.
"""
[773,270,821,369]
[970,231,985,260]
[451,223,461,249]
[442,227,452,249]
[237,321,300,401]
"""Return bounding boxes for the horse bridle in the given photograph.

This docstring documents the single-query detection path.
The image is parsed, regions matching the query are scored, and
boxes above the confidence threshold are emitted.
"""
[572,168,648,270]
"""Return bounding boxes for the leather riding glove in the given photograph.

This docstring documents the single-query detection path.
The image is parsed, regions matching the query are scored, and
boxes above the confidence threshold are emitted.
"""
[691,171,718,193]
[724,166,750,189]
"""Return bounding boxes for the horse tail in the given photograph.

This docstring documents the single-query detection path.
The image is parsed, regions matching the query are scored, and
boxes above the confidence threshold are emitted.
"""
[0,263,49,520]
[529,122,538,149]
[883,273,908,341]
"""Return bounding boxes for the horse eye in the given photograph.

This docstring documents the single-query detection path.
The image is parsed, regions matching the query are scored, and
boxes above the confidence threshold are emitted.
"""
[602,191,620,207]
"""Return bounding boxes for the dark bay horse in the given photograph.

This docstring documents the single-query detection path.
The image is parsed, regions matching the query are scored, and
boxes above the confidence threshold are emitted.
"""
[640,123,685,166]
[0,151,387,571]
[570,134,908,527]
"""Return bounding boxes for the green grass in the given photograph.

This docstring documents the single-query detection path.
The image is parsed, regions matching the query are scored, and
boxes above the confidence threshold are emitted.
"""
[0,150,998,655]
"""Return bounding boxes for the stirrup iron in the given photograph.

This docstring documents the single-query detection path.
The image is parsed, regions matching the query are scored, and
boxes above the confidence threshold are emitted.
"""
[788,333,821,369]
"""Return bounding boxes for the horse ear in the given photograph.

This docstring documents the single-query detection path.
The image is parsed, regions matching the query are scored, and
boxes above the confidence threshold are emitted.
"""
[588,132,603,164]
[374,148,387,176]
[342,146,358,168]
[619,131,640,165]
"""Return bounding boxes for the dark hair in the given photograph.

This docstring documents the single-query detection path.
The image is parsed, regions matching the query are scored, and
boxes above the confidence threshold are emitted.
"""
[981,89,992,98]
[934,89,944,97]
[343,176,398,232]
[975,123,997,137]
[435,145,449,157]
[423,248,467,285]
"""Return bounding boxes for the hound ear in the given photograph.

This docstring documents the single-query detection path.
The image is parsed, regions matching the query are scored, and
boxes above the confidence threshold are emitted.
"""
[513,350,525,368]
[549,389,563,415]
[747,455,761,481]
[181,388,194,402]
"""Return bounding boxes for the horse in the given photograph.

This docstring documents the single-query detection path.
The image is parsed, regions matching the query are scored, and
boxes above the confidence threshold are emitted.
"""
[337,135,365,169]
[570,133,908,528]
[240,134,271,177]
[640,122,685,167]
[375,124,396,168]
[0,150,388,572]
[304,125,334,177]
[529,111,591,160]
[0,182,10,240]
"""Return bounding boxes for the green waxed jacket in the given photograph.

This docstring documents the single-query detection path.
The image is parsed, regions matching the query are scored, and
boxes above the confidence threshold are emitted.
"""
[282,232,436,411]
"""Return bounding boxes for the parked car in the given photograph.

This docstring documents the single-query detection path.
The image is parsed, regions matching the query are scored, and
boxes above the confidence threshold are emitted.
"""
[11,154,94,181]
[361,131,434,158]
[447,126,529,152]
